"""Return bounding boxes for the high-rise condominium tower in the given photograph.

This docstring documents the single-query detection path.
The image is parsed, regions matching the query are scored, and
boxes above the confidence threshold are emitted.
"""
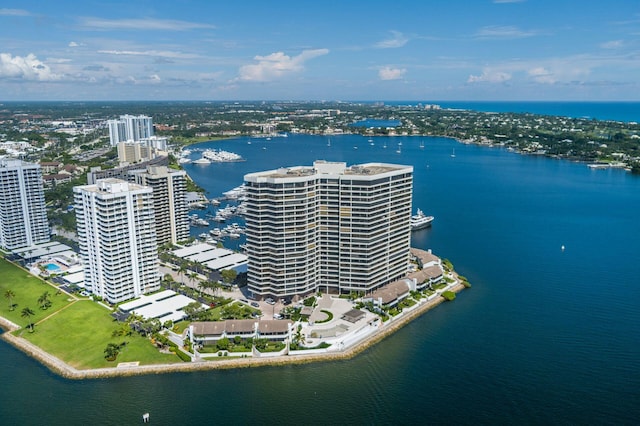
[0,159,50,250]
[244,161,413,300]
[107,114,154,146]
[74,178,160,304]
[133,166,189,245]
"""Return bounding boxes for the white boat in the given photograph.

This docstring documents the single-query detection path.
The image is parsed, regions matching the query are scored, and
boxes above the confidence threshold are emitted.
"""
[178,157,192,164]
[451,148,456,158]
[202,149,243,162]
[410,209,434,231]
[193,157,211,164]
[420,141,425,149]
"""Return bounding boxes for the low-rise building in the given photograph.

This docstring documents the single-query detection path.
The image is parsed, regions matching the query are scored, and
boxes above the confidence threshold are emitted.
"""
[189,319,293,346]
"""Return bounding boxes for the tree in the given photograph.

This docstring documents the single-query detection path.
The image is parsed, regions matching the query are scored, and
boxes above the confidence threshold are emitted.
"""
[162,273,176,290]
[177,261,188,286]
[37,291,52,310]
[112,322,132,338]
[293,324,306,348]
[183,301,204,320]
[188,272,200,292]
[198,279,212,297]
[254,338,268,351]
[4,289,16,311]
[216,337,230,351]
[209,281,222,297]
[104,343,120,361]
[21,307,35,332]
[220,269,238,285]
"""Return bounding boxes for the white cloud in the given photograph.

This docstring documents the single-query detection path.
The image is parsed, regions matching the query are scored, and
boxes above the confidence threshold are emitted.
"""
[149,74,161,83]
[475,25,537,39]
[493,0,526,3]
[0,53,60,81]
[0,8,31,16]
[599,40,623,49]
[375,31,409,49]
[97,49,198,59]
[528,67,556,84]
[78,17,215,31]
[46,58,72,64]
[236,49,329,82]
[379,67,406,80]
[68,41,84,48]
[467,69,511,83]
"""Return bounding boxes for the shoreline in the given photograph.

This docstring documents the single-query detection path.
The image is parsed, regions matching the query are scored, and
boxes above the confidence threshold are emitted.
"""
[0,283,465,380]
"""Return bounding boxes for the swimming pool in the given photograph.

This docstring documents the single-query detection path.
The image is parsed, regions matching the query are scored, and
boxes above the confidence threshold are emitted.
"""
[45,263,61,272]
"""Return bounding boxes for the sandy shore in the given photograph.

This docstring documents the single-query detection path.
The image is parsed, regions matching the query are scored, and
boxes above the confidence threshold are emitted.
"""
[0,284,465,380]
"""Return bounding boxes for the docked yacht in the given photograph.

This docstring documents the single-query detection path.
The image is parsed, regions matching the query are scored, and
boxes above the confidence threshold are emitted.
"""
[410,209,434,231]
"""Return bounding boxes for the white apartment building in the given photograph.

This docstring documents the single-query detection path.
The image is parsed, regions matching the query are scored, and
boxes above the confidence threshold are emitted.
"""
[116,136,168,164]
[0,159,50,250]
[74,179,160,304]
[116,141,155,164]
[107,114,154,146]
[244,161,413,300]
[107,119,127,146]
[132,166,189,245]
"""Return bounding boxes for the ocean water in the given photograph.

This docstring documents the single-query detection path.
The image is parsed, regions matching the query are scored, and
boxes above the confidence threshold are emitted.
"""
[2,132,640,424]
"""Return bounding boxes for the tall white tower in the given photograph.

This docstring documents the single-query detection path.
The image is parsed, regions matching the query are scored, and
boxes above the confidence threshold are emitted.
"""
[133,166,189,245]
[107,119,127,146]
[74,178,160,304]
[107,115,154,146]
[0,159,50,250]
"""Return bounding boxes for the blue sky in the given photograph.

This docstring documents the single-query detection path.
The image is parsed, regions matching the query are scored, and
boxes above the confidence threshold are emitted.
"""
[1,0,639,101]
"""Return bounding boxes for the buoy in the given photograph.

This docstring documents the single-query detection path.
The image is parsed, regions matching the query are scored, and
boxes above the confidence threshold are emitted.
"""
[142,413,150,423]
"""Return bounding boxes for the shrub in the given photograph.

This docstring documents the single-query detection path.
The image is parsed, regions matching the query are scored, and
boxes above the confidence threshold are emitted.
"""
[315,310,333,323]
[442,291,456,301]
[174,349,191,362]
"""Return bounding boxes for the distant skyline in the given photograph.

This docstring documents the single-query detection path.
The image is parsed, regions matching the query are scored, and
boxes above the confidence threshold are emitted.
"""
[1,1,639,101]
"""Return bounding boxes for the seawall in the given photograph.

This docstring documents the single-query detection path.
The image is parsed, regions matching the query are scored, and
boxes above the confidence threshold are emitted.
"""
[0,284,465,380]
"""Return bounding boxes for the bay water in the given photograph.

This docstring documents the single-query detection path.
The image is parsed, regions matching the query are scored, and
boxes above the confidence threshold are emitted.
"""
[2,131,640,424]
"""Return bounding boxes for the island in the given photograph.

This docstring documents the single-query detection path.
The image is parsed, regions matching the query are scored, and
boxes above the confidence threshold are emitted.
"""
[0,248,469,379]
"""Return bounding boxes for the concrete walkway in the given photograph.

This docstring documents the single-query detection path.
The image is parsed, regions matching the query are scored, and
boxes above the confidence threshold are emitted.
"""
[309,294,333,323]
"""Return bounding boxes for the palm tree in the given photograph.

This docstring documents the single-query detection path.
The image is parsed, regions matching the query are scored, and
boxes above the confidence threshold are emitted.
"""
[177,262,187,286]
[21,307,35,332]
[104,343,120,361]
[37,291,51,310]
[210,281,222,297]
[4,289,16,311]
[188,272,200,293]
[197,279,209,297]
[162,273,175,290]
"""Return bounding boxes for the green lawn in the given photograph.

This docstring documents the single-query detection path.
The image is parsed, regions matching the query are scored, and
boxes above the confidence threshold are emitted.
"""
[0,259,74,327]
[22,300,181,368]
[1,259,181,369]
